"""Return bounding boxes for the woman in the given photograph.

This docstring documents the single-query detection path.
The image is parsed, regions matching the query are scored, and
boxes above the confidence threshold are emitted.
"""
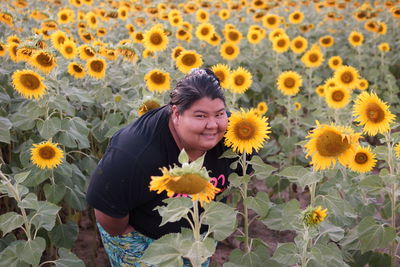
[86,68,232,266]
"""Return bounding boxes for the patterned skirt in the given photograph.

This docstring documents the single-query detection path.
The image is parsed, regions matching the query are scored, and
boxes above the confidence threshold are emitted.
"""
[97,223,210,267]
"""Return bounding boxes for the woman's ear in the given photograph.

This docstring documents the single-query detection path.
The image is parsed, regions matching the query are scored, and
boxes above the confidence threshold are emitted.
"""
[171,105,179,123]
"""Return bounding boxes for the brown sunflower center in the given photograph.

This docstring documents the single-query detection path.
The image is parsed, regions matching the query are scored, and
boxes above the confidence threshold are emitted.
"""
[309,53,319,62]
[293,13,300,20]
[251,34,258,40]
[228,31,239,41]
[20,73,40,90]
[61,14,68,21]
[65,46,73,54]
[166,173,208,194]
[201,27,209,35]
[355,152,368,164]
[57,36,66,44]
[73,64,83,73]
[267,17,276,25]
[36,53,53,67]
[136,33,144,40]
[121,10,126,17]
[225,46,235,55]
[90,17,96,24]
[215,71,225,82]
[366,102,385,123]
[84,47,95,57]
[352,35,360,42]
[332,59,339,65]
[150,72,166,84]
[181,54,196,66]
[284,77,295,88]
[90,60,104,72]
[150,32,163,45]
[234,120,256,140]
[316,129,350,157]
[234,75,245,86]
[39,146,56,159]
[340,71,354,84]
[294,40,303,48]
[322,38,331,44]
[277,39,286,47]
[332,90,344,102]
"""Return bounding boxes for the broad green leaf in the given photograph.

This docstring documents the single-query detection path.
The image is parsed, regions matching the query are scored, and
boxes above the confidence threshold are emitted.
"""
[201,202,237,241]
[0,212,24,236]
[155,197,193,226]
[244,192,271,218]
[249,156,276,180]
[14,171,30,184]
[262,199,301,231]
[64,185,86,211]
[219,149,239,159]
[184,239,216,267]
[105,112,123,127]
[18,237,46,267]
[228,245,281,267]
[43,183,67,204]
[308,243,349,267]
[0,240,29,267]
[359,175,384,195]
[49,221,79,249]
[178,149,189,164]
[54,248,85,267]
[318,222,344,242]
[9,113,35,131]
[357,216,396,254]
[0,233,16,252]
[315,191,356,219]
[0,117,11,144]
[37,117,62,139]
[278,166,323,188]
[272,243,299,265]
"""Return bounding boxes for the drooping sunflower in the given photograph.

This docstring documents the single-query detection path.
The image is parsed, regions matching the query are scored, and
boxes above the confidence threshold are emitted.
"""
[268,28,286,41]
[171,46,185,61]
[12,69,47,99]
[348,31,364,47]
[211,63,231,89]
[290,36,308,54]
[86,57,106,79]
[229,67,252,94]
[257,101,268,115]
[262,14,280,29]
[29,50,57,74]
[272,34,290,53]
[324,86,351,109]
[143,26,169,52]
[348,146,377,173]
[302,206,328,227]
[133,32,144,43]
[301,47,324,68]
[67,62,85,79]
[224,109,271,154]
[207,33,221,46]
[288,10,304,24]
[319,35,334,48]
[144,69,171,93]
[220,42,240,61]
[276,71,302,96]
[138,99,161,116]
[333,65,359,90]
[353,92,396,136]
[304,123,361,170]
[7,43,19,62]
[118,6,129,20]
[176,50,203,74]
[78,44,96,60]
[31,140,64,169]
[328,56,343,70]
[59,39,77,59]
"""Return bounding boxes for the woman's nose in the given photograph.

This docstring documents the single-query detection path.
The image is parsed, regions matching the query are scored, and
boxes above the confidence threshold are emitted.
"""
[206,118,218,128]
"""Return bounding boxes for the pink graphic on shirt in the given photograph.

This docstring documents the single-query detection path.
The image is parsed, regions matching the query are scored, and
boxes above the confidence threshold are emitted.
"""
[170,174,227,198]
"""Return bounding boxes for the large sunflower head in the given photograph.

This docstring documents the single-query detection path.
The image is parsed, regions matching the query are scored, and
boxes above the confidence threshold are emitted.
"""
[333,65,360,90]
[324,86,351,109]
[29,50,57,74]
[176,50,203,73]
[31,140,64,169]
[276,71,303,96]
[78,44,96,61]
[86,57,106,79]
[290,36,308,54]
[348,146,377,173]
[304,123,361,170]
[144,69,171,93]
[301,47,324,68]
[143,26,169,52]
[353,92,396,136]
[67,62,85,79]
[348,31,364,47]
[229,67,252,94]
[225,109,271,154]
[12,69,47,99]
[211,63,231,89]
[220,42,240,61]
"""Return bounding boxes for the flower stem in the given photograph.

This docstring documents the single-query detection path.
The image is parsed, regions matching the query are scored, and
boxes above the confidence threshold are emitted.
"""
[301,227,310,267]
[309,182,316,207]
[287,96,291,137]
[240,152,250,253]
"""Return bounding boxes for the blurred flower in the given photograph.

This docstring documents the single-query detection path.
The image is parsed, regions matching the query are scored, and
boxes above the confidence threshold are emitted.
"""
[325,86,351,109]
[87,58,106,79]
[67,62,85,79]
[302,206,327,227]
[220,42,240,60]
[211,63,231,89]
[348,146,376,173]
[333,65,359,90]
[229,67,252,94]
[12,69,47,99]
[31,140,64,169]
[144,69,171,93]
[176,50,203,73]
[277,71,302,96]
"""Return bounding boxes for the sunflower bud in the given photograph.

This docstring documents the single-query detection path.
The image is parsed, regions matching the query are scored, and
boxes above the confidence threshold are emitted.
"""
[302,206,328,227]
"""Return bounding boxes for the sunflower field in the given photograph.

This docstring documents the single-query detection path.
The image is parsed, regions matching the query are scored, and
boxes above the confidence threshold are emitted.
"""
[0,0,400,266]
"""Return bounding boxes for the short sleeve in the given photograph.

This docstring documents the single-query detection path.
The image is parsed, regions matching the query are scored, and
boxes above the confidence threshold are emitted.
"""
[86,147,134,218]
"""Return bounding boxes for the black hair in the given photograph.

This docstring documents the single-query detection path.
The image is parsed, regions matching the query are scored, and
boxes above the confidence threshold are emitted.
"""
[169,68,226,114]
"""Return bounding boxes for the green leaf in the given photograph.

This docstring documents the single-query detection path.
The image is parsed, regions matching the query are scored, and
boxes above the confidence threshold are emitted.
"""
[43,183,67,204]
[49,221,79,249]
[155,197,193,226]
[0,212,24,236]
[0,240,29,267]
[229,245,281,267]
[37,117,62,139]
[219,149,239,159]
[319,222,344,242]
[178,149,190,164]
[308,243,348,267]
[272,243,299,265]
[315,191,356,219]
[244,192,271,218]
[13,171,30,184]
[201,202,237,241]
[278,166,323,188]
[262,199,301,231]
[0,117,11,144]
[359,175,384,195]
[249,156,277,180]
[18,237,46,267]
[357,216,396,254]
[184,239,216,267]
[0,233,17,252]
[53,248,85,267]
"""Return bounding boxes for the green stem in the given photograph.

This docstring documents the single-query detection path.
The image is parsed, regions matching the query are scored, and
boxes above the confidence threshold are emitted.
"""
[309,182,316,207]
[240,152,250,253]
[301,227,310,267]
[192,200,201,242]
[287,96,291,137]
[307,68,313,104]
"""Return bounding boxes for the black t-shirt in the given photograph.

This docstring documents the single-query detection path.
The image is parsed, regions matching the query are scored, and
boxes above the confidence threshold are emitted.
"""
[86,105,232,239]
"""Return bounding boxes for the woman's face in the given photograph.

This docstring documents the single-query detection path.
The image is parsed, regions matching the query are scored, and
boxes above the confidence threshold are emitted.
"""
[171,97,228,153]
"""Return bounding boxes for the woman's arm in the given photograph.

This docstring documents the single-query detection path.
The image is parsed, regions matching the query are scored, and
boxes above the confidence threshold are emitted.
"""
[95,209,134,236]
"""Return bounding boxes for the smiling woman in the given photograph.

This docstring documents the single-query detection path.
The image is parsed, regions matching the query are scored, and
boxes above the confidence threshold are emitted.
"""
[86,68,232,267]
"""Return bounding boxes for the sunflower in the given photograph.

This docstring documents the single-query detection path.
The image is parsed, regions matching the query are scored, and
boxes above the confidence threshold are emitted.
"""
[257,101,268,115]
[262,14,280,29]
[328,56,343,70]
[290,36,308,54]
[0,43,6,57]
[302,206,327,227]
[0,12,13,27]
[60,39,77,59]
[395,143,400,159]
[195,22,215,41]
[31,140,64,169]
[319,35,334,48]
[315,85,325,97]
[196,9,209,22]
[7,43,19,62]
[272,34,290,54]
[220,42,240,61]
[377,22,387,35]
[247,29,262,44]
[277,71,302,96]
[133,32,144,43]
[51,30,68,50]
[378,42,390,52]
[97,27,107,37]
[138,99,161,116]
[78,45,96,60]
[207,33,221,46]
[144,69,171,93]
[67,62,85,79]
[143,26,169,52]
[57,8,74,24]
[333,65,359,90]
[118,6,129,20]
[29,50,57,74]
[86,12,98,29]
[211,63,231,89]
[325,86,351,109]
[353,92,396,136]
[348,31,364,47]
[301,48,324,68]
[224,29,243,44]
[87,58,106,79]
[357,79,369,90]
[224,109,271,154]
[288,11,304,24]
[229,67,252,94]
[171,46,185,61]
[12,69,47,99]
[169,15,182,27]
[218,9,230,20]
[348,146,377,173]
[16,47,35,62]
[176,50,203,74]
[304,123,361,170]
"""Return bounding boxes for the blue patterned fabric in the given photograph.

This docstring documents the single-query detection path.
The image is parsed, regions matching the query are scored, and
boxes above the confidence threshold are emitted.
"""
[97,223,210,267]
